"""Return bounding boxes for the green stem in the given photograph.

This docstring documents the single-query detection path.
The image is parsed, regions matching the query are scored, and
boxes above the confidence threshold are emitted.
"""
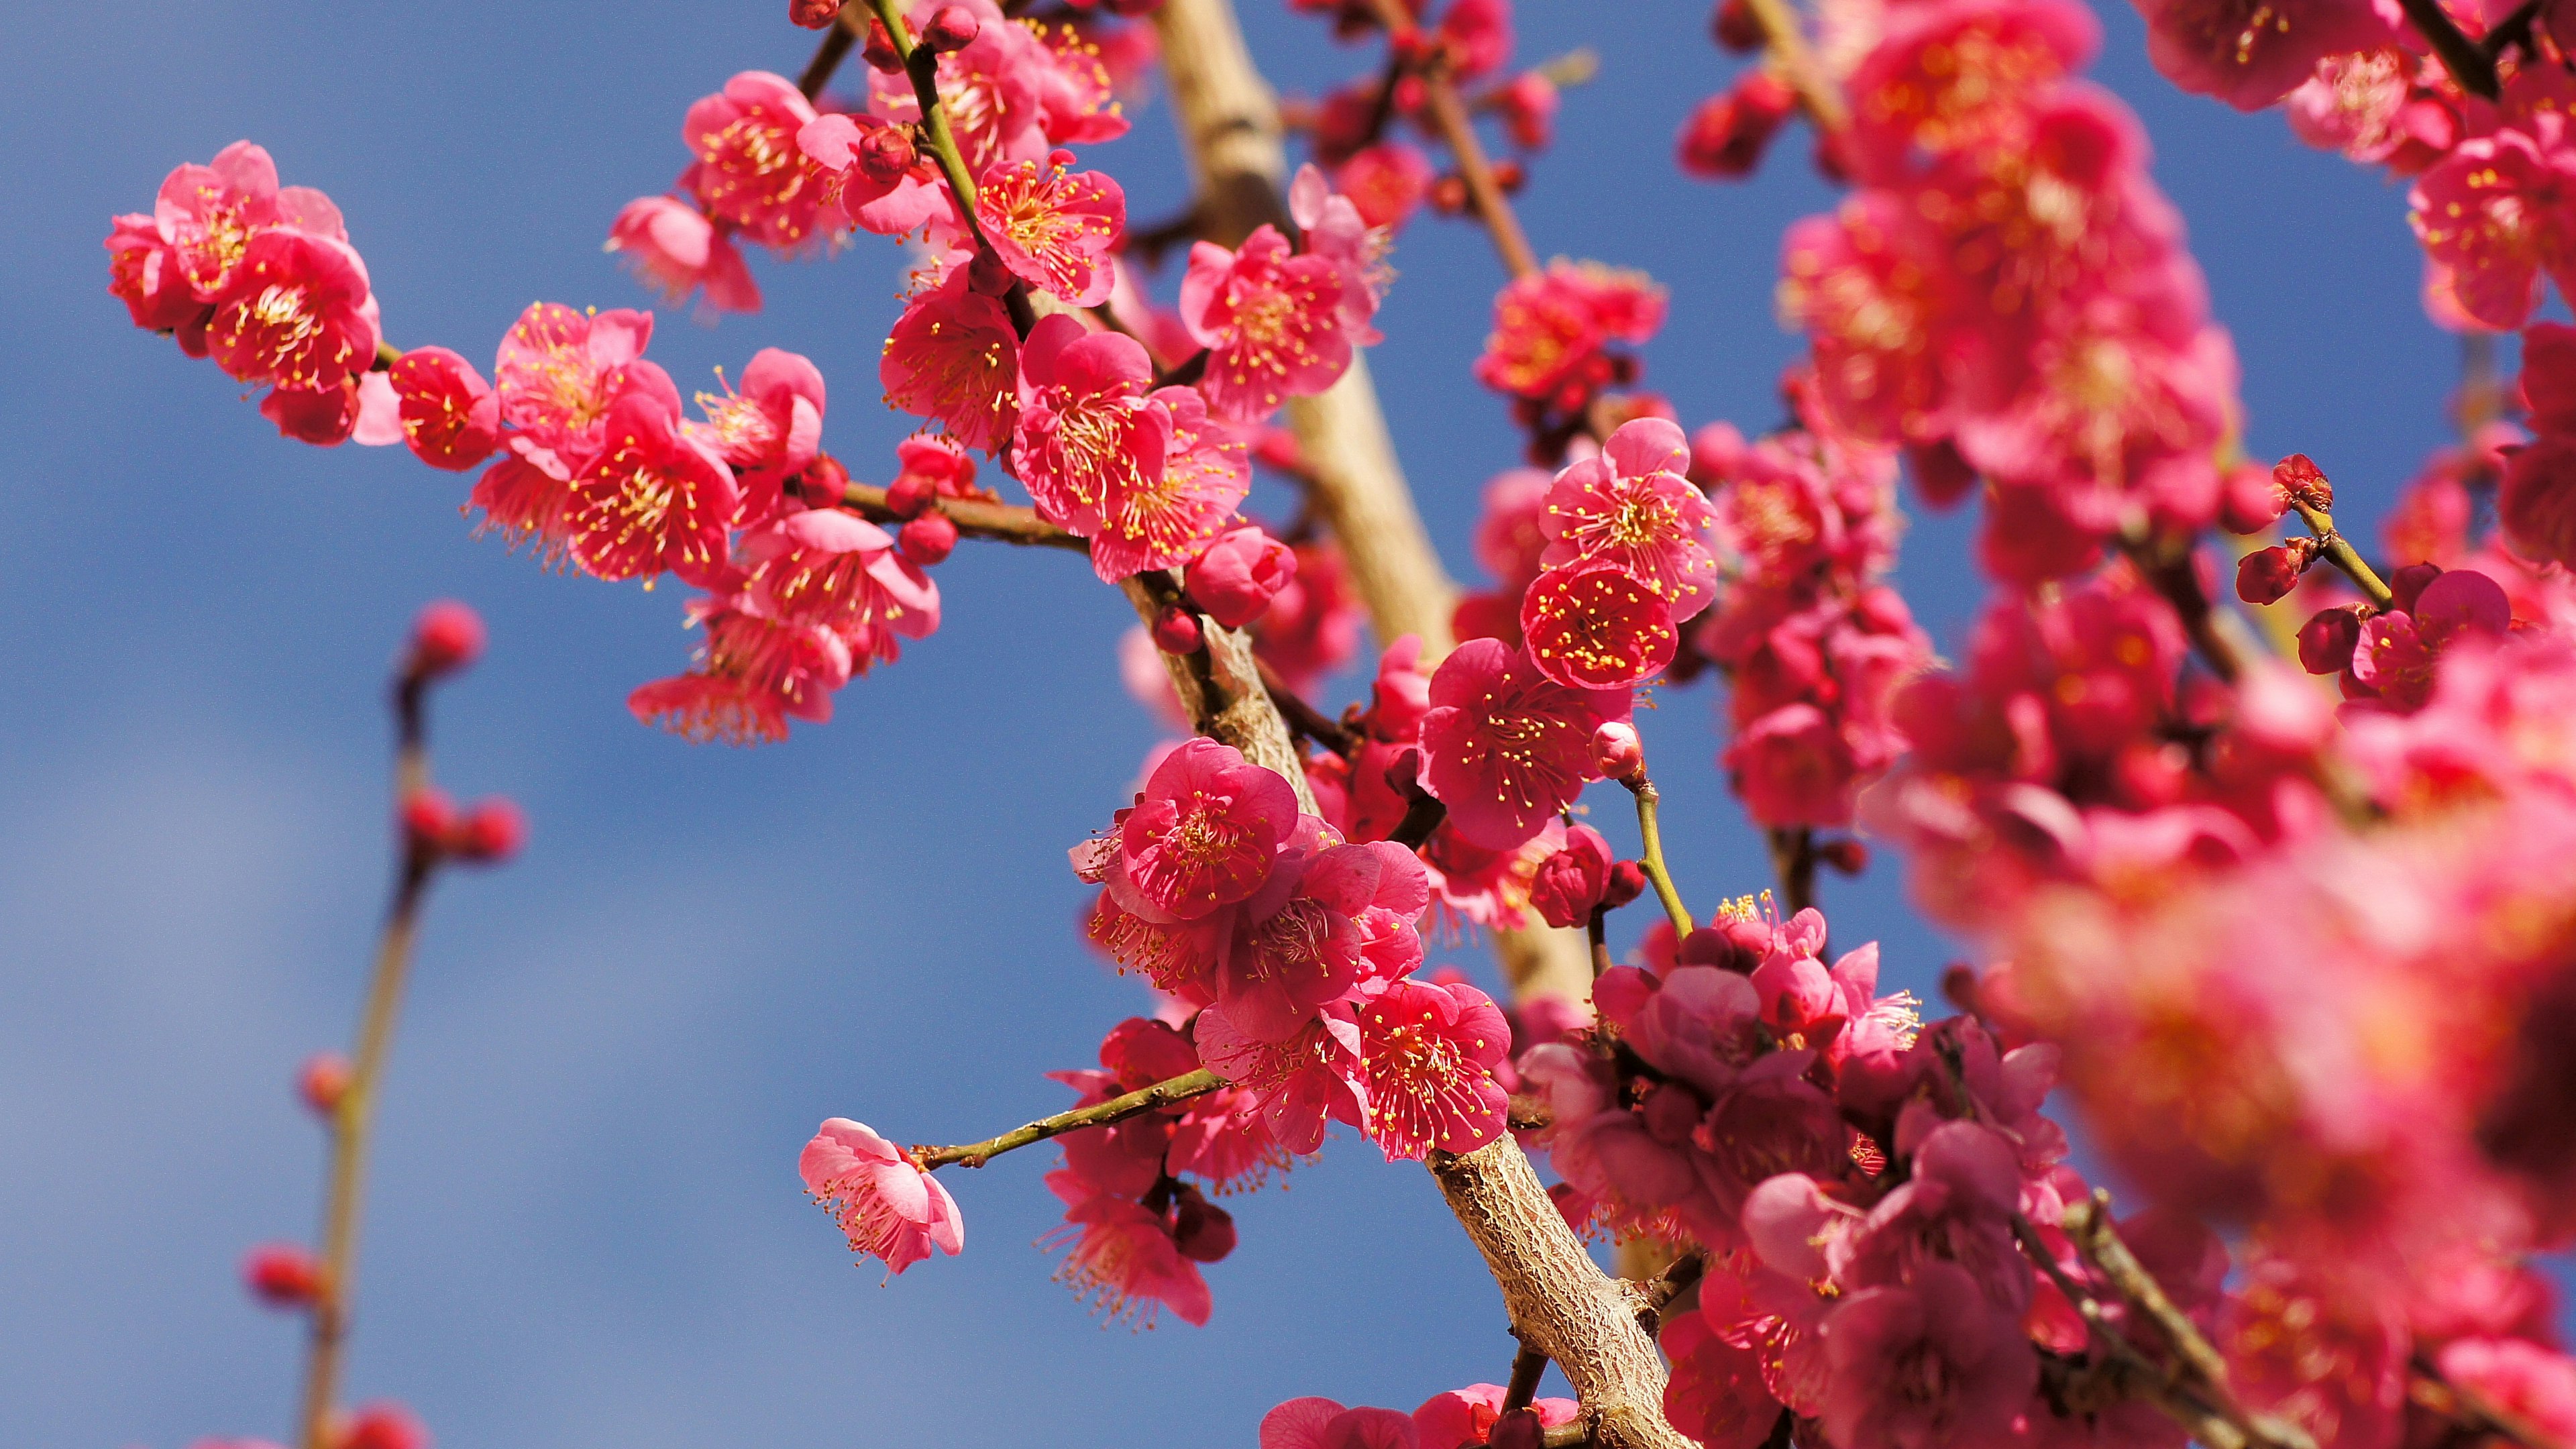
[912,1068,1222,1169]
[2290,500,2397,612]
[1626,777,1694,938]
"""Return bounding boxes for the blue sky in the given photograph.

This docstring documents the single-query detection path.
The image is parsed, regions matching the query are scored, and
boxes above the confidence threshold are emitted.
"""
[0,3,2481,1447]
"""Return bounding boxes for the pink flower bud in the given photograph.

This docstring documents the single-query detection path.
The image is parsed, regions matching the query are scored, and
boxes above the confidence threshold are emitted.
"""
[1712,0,1764,50]
[798,452,851,504]
[334,1403,429,1449]
[1151,604,1205,654]
[299,1052,352,1115]
[1529,825,1617,928]
[900,511,959,565]
[2235,545,2306,605]
[1818,837,1870,875]
[454,798,526,864]
[245,1243,323,1308]
[1183,525,1297,628]
[406,600,485,680]
[855,124,917,185]
[1678,74,1796,180]
[922,4,981,52]
[1591,720,1644,779]
[862,19,903,70]
[1603,859,1647,910]
[400,789,457,856]
[790,0,841,28]
[2388,561,2443,614]
[1172,1187,1237,1263]
[883,470,938,519]
[2218,462,2288,534]
[2273,452,2333,509]
[2298,604,2366,676]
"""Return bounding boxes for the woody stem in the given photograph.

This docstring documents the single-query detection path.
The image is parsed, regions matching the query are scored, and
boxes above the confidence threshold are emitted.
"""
[1360,0,1538,279]
[912,1068,1222,1169]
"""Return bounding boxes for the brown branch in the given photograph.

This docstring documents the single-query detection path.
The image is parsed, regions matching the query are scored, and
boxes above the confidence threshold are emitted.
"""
[805,476,1089,551]
[912,1068,1222,1169]
[798,5,865,100]
[1764,827,1817,915]
[1501,1338,1552,1415]
[1358,0,1538,278]
[1258,655,1359,755]
[1635,1251,1704,1334]
[2123,535,2253,684]
[2396,0,2502,99]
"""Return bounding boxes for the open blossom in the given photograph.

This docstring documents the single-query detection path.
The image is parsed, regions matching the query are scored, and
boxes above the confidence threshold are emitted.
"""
[1262,1399,1421,1449]
[1086,382,1253,583]
[1520,561,1684,690]
[1411,1386,1580,1449]
[1010,314,1171,538]
[741,506,941,667]
[1214,839,1431,1042]
[1108,738,1301,922]
[564,390,740,586]
[1356,978,1511,1160]
[680,70,833,254]
[799,1118,964,1274]
[606,195,760,314]
[207,230,378,394]
[1472,260,1666,405]
[692,346,826,524]
[882,268,1020,454]
[1196,1003,1371,1154]
[1819,1261,2037,1449]
[387,347,501,472]
[1185,525,1297,629]
[150,141,352,309]
[2135,0,2396,111]
[976,151,1124,305]
[629,590,855,743]
[2410,115,2576,332]
[1418,638,1632,849]
[1540,417,1719,617]
[1181,223,1364,423]
[1045,1172,1214,1327]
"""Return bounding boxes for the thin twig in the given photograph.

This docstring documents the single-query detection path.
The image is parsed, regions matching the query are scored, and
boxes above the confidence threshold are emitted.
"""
[912,1068,1222,1169]
[1739,0,1850,132]
[1258,657,1359,755]
[2123,536,2253,684]
[803,476,1091,552]
[1764,827,1816,915]
[1635,1251,1704,1333]
[1501,1338,1552,1415]
[2395,0,2502,99]
[798,5,865,100]
[1620,775,1693,936]
[2287,500,2396,611]
[1358,0,1538,278]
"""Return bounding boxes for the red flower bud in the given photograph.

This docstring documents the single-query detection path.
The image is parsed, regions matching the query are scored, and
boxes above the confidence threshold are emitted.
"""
[922,3,981,52]
[453,798,526,864]
[2235,544,2307,605]
[405,600,484,680]
[2218,462,2287,534]
[244,1243,323,1308]
[1490,158,1527,193]
[400,789,457,856]
[2273,452,2333,510]
[861,18,903,70]
[1428,174,1470,214]
[1171,1187,1237,1263]
[1817,837,1870,875]
[1591,720,1644,779]
[883,470,938,519]
[2388,561,2442,614]
[299,1052,352,1115]
[798,452,851,504]
[1529,825,1617,929]
[2298,604,2366,676]
[1150,604,1205,655]
[900,510,959,565]
[855,124,918,186]
[1678,73,1796,180]
[334,1403,429,1449]
[1713,0,1764,50]
[1603,859,1647,911]
[790,0,841,28]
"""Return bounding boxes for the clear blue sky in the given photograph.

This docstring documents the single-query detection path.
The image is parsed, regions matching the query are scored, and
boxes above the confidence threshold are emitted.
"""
[0,3,2479,1447]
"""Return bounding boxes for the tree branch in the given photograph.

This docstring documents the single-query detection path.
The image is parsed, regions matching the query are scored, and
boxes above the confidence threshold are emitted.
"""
[912,1068,1222,1169]
[2395,0,2502,99]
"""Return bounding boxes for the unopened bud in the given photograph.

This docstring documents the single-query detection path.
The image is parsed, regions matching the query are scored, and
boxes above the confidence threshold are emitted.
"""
[1490,158,1527,193]
[244,1244,323,1308]
[1817,837,1870,875]
[1591,720,1644,780]
[883,470,938,519]
[299,1052,352,1115]
[2273,452,2333,510]
[405,600,485,680]
[922,3,981,52]
[2297,604,2365,676]
[1603,859,1647,910]
[855,124,917,185]
[789,0,841,28]
[453,798,526,864]
[1713,0,1764,50]
[862,18,903,70]
[900,510,959,565]
[798,452,851,504]
[400,789,457,856]
[333,1403,429,1449]
[2235,544,2308,606]
[1171,1187,1238,1263]
[1428,174,1470,214]
[2388,561,2442,614]
[1150,604,1205,655]
[2218,462,2287,535]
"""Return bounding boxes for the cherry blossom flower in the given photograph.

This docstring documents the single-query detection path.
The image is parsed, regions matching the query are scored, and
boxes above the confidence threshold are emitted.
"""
[1418,639,1632,849]
[387,347,502,472]
[563,390,740,586]
[680,70,835,254]
[882,268,1021,453]
[606,195,760,314]
[1356,978,1511,1160]
[1181,223,1364,423]
[975,150,1124,305]
[799,1118,964,1273]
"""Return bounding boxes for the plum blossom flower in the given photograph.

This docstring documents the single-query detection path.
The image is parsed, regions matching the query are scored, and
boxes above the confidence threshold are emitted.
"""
[387,347,502,472]
[1817,1260,2037,1449]
[1411,1386,1580,1449]
[1044,1171,1213,1326]
[1418,639,1633,849]
[1108,738,1301,921]
[1181,223,1365,423]
[564,390,740,586]
[882,268,1020,453]
[975,150,1124,305]
[1185,525,1298,628]
[680,70,835,254]
[606,195,760,314]
[1356,978,1511,1160]
[1540,417,1721,618]
[628,590,855,743]
[151,141,351,305]
[207,230,378,395]
[691,347,826,525]
[1520,564,1682,690]
[1472,261,1666,406]
[1010,313,1170,537]
[799,1118,964,1273]
[1197,1002,1371,1154]
[2410,115,2576,332]
[1215,839,1430,1042]
[739,506,941,668]
[2135,0,2396,111]
[1087,382,1254,584]
[1262,1399,1420,1449]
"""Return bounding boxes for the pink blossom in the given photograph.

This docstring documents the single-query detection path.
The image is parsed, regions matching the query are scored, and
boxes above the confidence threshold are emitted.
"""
[1010,313,1170,537]
[606,196,760,314]
[1185,525,1298,629]
[1214,839,1430,1041]
[975,151,1124,305]
[1527,823,1623,930]
[152,141,350,305]
[564,390,740,586]
[1678,74,1797,181]
[2284,48,2418,164]
[1438,0,1515,79]
[1419,639,1631,849]
[680,70,834,254]
[1819,1260,2037,1449]
[740,506,941,668]
[799,1118,963,1273]
[387,347,502,472]
[2502,433,2576,568]
[1540,417,1721,618]
[1108,738,1301,922]
[1412,1386,1579,1449]
[1181,224,1363,423]
[1663,1307,1787,1449]
[2435,1339,2576,1446]
[206,230,378,394]
[1519,563,1682,690]
[629,590,855,743]
[2411,116,2576,332]
[1087,382,1254,584]
[2135,0,2395,109]
[1842,0,2099,174]
[881,268,1020,453]
[1473,261,1666,406]
[104,212,199,333]
[1262,1399,1420,1449]
[1044,1171,1212,1327]
[1356,978,1511,1160]
[796,112,950,238]
[1197,1003,1370,1154]
[1334,142,1436,231]
[692,347,826,525]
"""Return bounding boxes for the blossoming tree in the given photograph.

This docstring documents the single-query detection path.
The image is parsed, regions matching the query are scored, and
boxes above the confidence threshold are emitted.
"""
[109,0,2576,1446]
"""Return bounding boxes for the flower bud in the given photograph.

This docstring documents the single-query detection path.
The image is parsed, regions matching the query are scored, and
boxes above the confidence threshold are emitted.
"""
[299,1052,352,1115]
[2297,604,2366,676]
[1603,859,1647,910]
[855,124,918,186]
[2388,561,2443,614]
[244,1243,323,1308]
[1712,0,1764,50]
[922,3,981,52]
[2273,452,2333,510]
[1678,74,1796,180]
[400,788,457,857]
[334,1403,429,1449]
[1817,837,1870,875]
[453,798,526,864]
[1490,158,1527,193]
[1183,525,1297,628]
[790,0,841,28]
[883,470,938,519]
[798,451,851,504]
[1529,826,1616,929]
[2235,544,2307,605]
[1428,174,1470,214]
[862,18,903,70]
[1489,1409,1546,1449]
[405,600,485,680]
[1150,604,1205,655]
[966,249,1015,295]
[900,510,959,565]
[1678,917,1769,972]
[1591,720,1644,780]
[2218,462,2287,534]
[1171,1187,1238,1263]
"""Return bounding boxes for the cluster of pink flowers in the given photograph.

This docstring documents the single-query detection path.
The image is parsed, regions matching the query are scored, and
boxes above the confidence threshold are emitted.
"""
[1759,0,2243,581]
[1261,1384,1580,1449]
[107,143,388,445]
[1688,392,1933,828]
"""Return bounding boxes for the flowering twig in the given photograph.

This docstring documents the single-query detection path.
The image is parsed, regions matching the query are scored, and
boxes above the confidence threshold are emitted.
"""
[912,1067,1222,1169]
[1619,774,1694,937]
[798,5,865,99]
[798,474,1090,551]
[2285,500,2396,611]
[865,0,1040,335]
[1362,0,1538,279]
[2394,0,2502,99]
[1739,0,1850,132]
